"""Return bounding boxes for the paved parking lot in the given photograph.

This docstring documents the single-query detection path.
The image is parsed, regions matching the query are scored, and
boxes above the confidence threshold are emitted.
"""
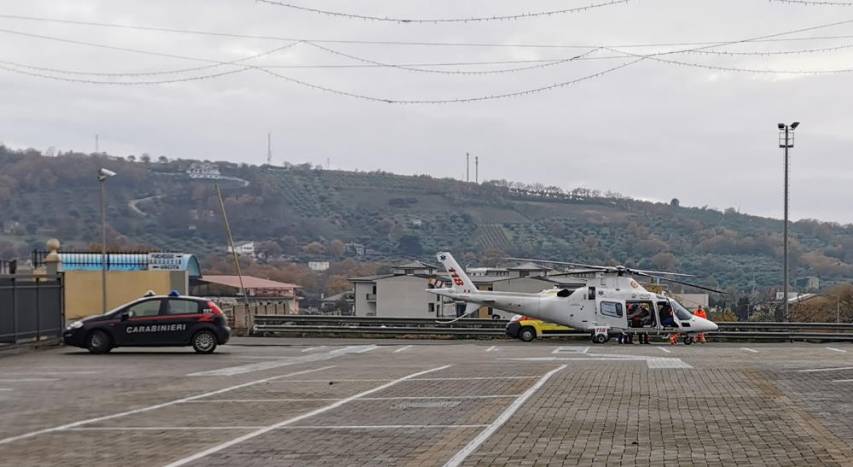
[0,338,851,466]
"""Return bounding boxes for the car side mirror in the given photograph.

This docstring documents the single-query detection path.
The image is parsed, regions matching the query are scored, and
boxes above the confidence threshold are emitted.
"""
[119,312,130,321]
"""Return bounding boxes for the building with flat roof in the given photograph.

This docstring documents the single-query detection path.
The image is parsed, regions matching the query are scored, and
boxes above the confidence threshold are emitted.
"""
[191,275,301,314]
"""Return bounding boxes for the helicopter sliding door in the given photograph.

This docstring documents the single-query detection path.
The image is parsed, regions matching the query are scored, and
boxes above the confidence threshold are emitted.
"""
[595,299,628,330]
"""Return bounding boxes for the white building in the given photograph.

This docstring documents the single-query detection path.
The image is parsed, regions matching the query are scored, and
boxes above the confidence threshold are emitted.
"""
[187,162,222,179]
[308,261,330,272]
[227,241,255,258]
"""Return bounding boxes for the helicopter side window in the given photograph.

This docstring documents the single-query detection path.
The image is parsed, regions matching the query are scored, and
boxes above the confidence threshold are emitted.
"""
[600,301,623,318]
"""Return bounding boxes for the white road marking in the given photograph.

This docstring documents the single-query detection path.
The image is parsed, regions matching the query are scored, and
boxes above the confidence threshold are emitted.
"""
[164,364,451,467]
[442,365,566,467]
[656,347,672,354]
[300,346,328,353]
[833,379,853,383]
[0,378,58,383]
[411,376,536,381]
[188,345,377,376]
[394,345,413,353]
[485,346,497,352]
[646,358,693,369]
[0,388,11,391]
[799,366,853,373]
[740,348,759,353]
[184,395,522,403]
[284,424,488,429]
[552,346,590,354]
[0,366,334,447]
[68,426,264,431]
[506,357,645,362]
[0,371,100,376]
[69,424,488,431]
[826,347,848,353]
[273,376,537,383]
[269,378,392,383]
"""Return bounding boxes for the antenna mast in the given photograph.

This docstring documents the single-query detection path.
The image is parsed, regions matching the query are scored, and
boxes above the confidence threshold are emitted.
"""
[266,133,272,165]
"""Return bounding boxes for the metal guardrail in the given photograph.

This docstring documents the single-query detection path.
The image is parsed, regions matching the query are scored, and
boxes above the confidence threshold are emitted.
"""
[250,315,853,341]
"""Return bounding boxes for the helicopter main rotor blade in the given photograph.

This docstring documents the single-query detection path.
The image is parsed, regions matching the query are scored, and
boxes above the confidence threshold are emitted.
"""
[629,268,694,278]
[644,273,726,294]
[504,257,608,270]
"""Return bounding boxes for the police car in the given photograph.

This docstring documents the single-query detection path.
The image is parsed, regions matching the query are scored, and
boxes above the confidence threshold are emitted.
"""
[63,294,231,354]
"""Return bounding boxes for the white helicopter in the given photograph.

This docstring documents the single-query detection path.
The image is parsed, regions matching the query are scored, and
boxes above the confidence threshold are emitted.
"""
[428,252,719,345]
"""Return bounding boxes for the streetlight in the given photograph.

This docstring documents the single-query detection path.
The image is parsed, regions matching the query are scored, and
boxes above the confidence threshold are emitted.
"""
[98,168,116,314]
[777,122,799,321]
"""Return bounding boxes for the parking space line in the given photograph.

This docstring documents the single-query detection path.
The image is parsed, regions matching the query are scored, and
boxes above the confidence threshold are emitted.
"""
[485,346,497,352]
[188,345,376,376]
[833,379,853,383]
[442,365,566,467]
[394,345,413,353]
[271,378,392,383]
[67,426,264,431]
[163,364,451,467]
[183,395,523,403]
[411,376,536,381]
[826,347,848,353]
[552,346,590,354]
[0,378,58,383]
[301,346,328,353]
[68,424,489,431]
[799,366,853,373]
[283,424,489,429]
[656,347,672,354]
[0,366,334,447]
[740,348,759,353]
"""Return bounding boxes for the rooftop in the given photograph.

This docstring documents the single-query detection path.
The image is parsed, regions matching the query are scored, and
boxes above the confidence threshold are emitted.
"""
[198,275,301,289]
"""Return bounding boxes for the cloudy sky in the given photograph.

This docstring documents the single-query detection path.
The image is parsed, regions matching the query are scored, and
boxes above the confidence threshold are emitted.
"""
[2,0,853,223]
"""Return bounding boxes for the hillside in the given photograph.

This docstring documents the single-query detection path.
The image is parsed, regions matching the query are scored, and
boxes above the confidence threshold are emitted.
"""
[2,145,852,293]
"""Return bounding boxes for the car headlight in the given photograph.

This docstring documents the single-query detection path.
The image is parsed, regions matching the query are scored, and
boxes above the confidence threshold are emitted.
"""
[67,321,84,330]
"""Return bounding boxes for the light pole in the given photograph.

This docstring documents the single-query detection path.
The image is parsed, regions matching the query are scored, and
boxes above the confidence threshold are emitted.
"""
[777,121,799,321]
[98,168,116,314]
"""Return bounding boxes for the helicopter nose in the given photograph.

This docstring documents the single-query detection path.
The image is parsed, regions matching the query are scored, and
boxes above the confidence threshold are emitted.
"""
[701,318,718,332]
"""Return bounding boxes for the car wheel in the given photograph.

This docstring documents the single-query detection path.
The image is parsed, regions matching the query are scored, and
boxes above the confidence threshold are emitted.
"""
[192,330,218,354]
[683,335,694,345]
[86,330,112,354]
[518,327,536,342]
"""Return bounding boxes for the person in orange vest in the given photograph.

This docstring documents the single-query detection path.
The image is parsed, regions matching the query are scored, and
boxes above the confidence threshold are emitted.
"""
[693,307,708,343]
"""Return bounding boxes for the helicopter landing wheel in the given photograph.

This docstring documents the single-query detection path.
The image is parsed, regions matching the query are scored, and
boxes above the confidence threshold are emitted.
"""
[592,333,608,344]
[683,335,694,345]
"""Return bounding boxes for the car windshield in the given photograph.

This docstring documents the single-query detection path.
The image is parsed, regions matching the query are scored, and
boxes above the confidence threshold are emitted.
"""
[670,299,694,321]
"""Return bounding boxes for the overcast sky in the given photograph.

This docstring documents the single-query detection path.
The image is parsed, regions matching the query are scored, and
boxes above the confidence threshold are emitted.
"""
[2,1,853,223]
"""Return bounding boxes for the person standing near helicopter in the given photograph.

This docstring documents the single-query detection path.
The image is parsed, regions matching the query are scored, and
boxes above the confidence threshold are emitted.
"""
[693,307,708,343]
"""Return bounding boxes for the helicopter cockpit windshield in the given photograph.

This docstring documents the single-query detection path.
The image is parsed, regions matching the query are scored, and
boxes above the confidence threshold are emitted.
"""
[669,299,694,321]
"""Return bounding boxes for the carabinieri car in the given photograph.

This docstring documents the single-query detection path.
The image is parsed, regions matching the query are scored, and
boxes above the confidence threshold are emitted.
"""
[63,294,231,354]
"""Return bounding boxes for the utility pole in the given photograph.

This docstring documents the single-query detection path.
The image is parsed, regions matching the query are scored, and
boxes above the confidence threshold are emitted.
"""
[475,156,479,184]
[778,121,799,322]
[266,133,272,165]
[466,153,470,182]
[97,168,117,314]
[216,184,250,307]
[95,134,100,154]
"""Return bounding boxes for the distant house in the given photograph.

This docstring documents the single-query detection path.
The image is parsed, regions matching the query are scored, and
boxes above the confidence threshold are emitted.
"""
[796,276,820,292]
[227,241,255,258]
[345,242,366,256]
[308,261,330,272]
[192,275,301,314]
[187,162,222,179]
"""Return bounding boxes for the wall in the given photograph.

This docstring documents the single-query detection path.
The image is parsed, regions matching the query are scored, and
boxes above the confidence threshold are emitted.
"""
[353,282,377,317]
[376,275,438,319]
[64,270,187,320]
